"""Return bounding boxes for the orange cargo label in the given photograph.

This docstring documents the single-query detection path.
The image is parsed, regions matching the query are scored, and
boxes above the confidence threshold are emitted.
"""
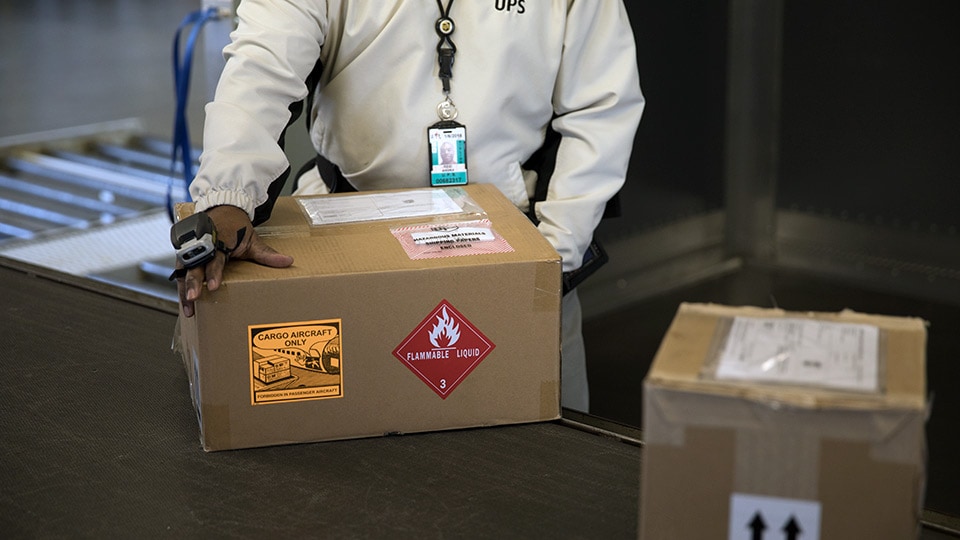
[393,300,495,398]
[248,319,342,405]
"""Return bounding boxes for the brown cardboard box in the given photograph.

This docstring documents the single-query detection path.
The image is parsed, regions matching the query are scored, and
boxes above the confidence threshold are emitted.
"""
[640,303,928,540]
[176,184,562,451]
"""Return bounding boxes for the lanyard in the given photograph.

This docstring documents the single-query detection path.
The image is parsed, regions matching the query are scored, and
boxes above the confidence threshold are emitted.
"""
[429,0,468,187]
[435,0,457,97]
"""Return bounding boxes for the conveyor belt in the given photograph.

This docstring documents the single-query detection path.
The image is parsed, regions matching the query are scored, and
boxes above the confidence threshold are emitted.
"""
[0,264,642,538]
[4,262,959,538]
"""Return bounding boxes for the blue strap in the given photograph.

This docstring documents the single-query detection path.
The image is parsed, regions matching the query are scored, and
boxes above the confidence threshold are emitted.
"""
[168,7,222,221]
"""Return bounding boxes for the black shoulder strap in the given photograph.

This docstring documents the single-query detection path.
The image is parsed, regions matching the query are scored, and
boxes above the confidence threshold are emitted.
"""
[302,58,325,132]
[292,58,357,194]
[523,125,562,224]
[250,58,328,225]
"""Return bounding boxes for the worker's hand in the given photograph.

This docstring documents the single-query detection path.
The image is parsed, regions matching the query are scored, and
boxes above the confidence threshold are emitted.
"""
[176,205,294,318]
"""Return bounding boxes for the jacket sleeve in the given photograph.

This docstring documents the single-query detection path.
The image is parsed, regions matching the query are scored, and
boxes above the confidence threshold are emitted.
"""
[534,0,645,272]
[189,0,327,220]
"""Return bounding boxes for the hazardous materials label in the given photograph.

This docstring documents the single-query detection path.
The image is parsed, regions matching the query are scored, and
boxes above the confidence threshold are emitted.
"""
[248,319,343,404]
[391,219,514,259]
[393,300,495,398]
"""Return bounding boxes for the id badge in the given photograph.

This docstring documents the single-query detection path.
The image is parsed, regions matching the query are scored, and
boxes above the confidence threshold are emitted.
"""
[428,120,468,186]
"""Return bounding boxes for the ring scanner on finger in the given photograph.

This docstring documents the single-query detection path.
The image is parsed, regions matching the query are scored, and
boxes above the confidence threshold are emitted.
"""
[169,212,246,280]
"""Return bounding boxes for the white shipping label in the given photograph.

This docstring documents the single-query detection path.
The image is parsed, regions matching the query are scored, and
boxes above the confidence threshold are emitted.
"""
[715,317,880,392]
[410,227,494,245]
[728,493,821,540]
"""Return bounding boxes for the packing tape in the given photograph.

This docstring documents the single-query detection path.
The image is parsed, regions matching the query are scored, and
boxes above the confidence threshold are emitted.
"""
[541,380,561,419]
[645,386,926,498]
[733,426,822,498]
[200,404,232,452]
[644,385,925,466]
[533,261,562,313]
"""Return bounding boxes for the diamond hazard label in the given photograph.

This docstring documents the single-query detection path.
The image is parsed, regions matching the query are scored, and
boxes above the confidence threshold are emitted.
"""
[393,300,495,398]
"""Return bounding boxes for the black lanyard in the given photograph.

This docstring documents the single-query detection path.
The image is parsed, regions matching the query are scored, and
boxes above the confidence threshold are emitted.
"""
[435,0,456,95]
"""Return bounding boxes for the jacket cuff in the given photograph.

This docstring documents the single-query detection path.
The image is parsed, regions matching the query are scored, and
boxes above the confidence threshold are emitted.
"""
[192,190,258,220]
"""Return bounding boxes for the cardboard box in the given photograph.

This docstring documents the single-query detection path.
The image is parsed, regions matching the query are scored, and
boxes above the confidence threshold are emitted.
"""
[640,303,928,540]
[176,184,562,451]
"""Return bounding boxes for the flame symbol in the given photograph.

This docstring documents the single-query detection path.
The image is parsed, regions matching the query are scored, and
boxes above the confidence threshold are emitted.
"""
[429,307,460,348]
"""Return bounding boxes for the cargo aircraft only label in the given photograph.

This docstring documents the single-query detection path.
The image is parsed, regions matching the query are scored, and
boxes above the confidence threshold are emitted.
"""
[393,300,495,398]
[248,319,343,405]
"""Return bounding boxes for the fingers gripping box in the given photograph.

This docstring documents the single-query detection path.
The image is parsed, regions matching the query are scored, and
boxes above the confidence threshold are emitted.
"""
[640,303,929,540]
[175,184,562,451]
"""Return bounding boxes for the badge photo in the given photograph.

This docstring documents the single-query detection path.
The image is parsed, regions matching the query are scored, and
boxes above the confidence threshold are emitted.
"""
[428,121,468,187]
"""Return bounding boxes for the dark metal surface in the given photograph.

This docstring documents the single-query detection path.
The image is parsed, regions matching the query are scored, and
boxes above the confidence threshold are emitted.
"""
[723,0,784,263]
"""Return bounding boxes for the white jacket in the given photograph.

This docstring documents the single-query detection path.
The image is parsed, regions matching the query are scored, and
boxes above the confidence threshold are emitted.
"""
[191,0,644,272]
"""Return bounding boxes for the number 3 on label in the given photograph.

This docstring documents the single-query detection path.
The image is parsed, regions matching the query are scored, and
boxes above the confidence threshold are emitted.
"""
[439,379,447,389]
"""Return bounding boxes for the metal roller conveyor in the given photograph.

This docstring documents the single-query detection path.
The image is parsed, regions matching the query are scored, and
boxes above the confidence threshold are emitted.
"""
[6,150,183,201]
[0,128,186,301]
[48,149,184,186]
[93,140,197,173]
[0,173,142,217]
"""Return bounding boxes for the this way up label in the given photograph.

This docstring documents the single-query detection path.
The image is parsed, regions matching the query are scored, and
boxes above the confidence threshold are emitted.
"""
[729,493,821,540]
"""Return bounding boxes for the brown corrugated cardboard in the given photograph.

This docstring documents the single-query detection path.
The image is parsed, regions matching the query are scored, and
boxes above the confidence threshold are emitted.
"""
[640,303,928,540]
[175,184,562,451]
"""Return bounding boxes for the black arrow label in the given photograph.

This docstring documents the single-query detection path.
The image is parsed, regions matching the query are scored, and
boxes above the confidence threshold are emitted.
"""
[783,516,802,540]
[749,512,767,540]
[746,512,805,540]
